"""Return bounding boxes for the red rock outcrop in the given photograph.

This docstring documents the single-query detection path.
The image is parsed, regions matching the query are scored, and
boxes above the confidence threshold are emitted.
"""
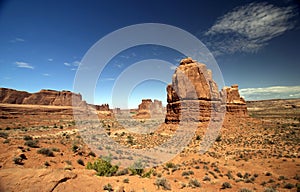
[134,99,164,119]
[94,104,110,111]
[165,58,223,123]
[0,88,84,106]
[0,88,31,104]
[165,57,248,123]
[220,84,248,116]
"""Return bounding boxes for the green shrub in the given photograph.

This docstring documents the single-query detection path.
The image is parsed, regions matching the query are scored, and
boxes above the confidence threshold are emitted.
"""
[283,183,294,189]
[165,162,176,169]
[155,177,171,190]
[13,157,23,165]
[221,182,232,189]
[129,160,144,176]
[77,159,84,166]
[25,140,39,148]
[23,135,33,140]
[37,148,54,157]
[123,178,129,183]
[103,183,113,192]
[0,132,8,139]
[239,189,252,192]
[86,158,118,176]
[88,151,96,157]
[188,179,201,188]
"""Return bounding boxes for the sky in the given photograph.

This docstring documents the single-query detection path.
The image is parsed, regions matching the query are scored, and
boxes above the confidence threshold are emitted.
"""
[0,0,300,108]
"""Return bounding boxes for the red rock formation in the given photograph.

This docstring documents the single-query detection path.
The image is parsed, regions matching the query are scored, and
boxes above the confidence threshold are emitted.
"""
[94,104,110,111]
[134,99,164,119]
[220,84,248,116]
[0,88,31,104]
[165,57,248,123]
[165,58,223,123]
[0,88,84,106]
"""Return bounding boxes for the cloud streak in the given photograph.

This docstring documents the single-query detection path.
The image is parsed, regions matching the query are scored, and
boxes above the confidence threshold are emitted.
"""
[204,2,298,55]
[240,85,300,100]
[15,61,34,69]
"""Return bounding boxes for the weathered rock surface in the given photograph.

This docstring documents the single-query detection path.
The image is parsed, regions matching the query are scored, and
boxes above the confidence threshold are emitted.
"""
[0,88,84,106]
[165,58,223,123]
[165,57,247,123]
[0,168,104,192]
[220,84,248,116]
[94,103,110,111]
[134,99,164,119]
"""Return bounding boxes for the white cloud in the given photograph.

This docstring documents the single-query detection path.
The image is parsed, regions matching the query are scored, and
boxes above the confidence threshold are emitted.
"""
[15,61,34,69]
[48,58,53,62]
[204,2,297,55]
[170,65,177,70]
[10,38,25,43]
[42,73,50,76]
[240,85,300,100]
[64,60,81,70]
[64,62,71,66]
[100,78,115,82]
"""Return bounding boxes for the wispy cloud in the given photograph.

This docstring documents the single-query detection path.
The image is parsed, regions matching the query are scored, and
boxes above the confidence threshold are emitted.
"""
[42,73,50,76]
[15,61,34,69]
[100,77,115,82]
[204,2,298,55]
[48,58,53,62]
[64,60,81,70]
[10,38,25,43]
[240,85,300,100]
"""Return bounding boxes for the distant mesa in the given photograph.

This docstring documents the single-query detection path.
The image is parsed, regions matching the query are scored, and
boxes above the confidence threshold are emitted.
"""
[165,57,248,123]
[133,99,165,119]
[0,88,85,106]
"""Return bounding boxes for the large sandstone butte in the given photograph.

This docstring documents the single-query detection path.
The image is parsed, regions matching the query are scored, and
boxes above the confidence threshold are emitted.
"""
[0,88,84,106]
[220,84,248,116]
[134,99,164,119]
[165,57,247,123]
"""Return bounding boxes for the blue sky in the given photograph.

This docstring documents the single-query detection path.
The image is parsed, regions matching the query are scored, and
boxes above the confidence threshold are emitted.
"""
[0,0,300,108]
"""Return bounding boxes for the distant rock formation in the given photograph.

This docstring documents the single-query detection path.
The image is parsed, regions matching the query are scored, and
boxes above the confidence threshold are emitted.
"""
[165,57,247,123]
[220,84,248,115]
[134,99,164,119]
[94,104,110,111]
[0,88,84,106]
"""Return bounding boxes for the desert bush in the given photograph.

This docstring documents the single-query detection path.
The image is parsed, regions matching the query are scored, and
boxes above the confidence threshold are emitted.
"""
[44,161,50,166]
[239,188,252,192]
[123,178,129,183]
[263,187,277,192]
[103,183,113,192]
[283,183,294,189]
[3,139,9,144]
[0,132,8,139]
[13,157,23,165]
[88,151,96,157]
[203,175,211,181]
[155,177,171,190]
[116,168,129,176]
[216,135,222,142]
[25,139,39,148]
[72,144,79,153]
[188,179,201,188]
[77,159,84,166]
[265,172,272,176]
[37,148,54,157]
[165,162,176,169]
[23,135,33,140]
[221,182,232,189]
[51,147,60,152]
[86,158,118,176]
[129,160,144,176]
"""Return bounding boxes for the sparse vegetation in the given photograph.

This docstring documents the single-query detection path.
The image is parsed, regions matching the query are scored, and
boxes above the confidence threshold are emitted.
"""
[77,159,84,166]
[221,182,232,189]
[188,179,201,188]
[103,183,113,192]
[86,158,118,176]
[155,177,171,190]
[0,132,8,139]
[24,139,39,148]
[37,148,54,157]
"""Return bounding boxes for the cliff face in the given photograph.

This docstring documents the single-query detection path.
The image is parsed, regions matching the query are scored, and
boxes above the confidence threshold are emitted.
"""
[134,99,164,119]
[0,88,83,106]
[165,57,248,123]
